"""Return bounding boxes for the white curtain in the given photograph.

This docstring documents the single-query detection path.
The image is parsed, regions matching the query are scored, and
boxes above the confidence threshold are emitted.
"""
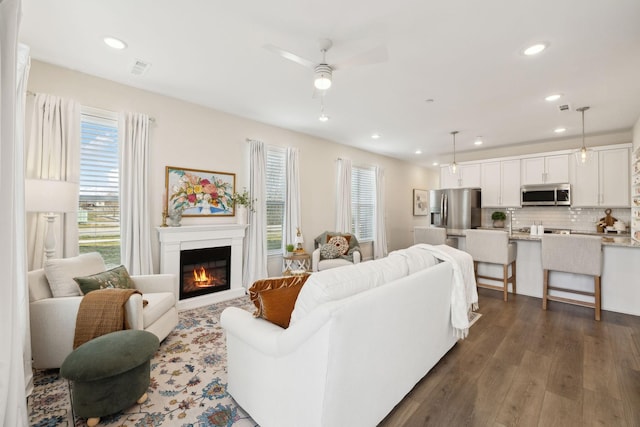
[243,140,268,287]
[335,158,352,233]
[0,0,30,424]
[283,147,301,255]
[120,112,153,274]
[25,93,80,269]
[373,166,388,259]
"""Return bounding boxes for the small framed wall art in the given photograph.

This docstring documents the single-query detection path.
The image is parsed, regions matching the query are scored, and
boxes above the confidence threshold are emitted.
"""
[165,166,236,217]
[413,189,429,216]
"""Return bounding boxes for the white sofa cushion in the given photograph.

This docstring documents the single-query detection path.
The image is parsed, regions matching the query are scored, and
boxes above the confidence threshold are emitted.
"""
[44,252,106,297]
[290,253,409,324]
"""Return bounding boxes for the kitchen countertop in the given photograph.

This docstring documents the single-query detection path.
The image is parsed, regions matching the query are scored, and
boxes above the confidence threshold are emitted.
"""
[445,228,640,248]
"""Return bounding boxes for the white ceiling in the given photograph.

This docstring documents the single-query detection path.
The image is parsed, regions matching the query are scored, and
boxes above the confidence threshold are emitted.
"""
[19,0,640,167]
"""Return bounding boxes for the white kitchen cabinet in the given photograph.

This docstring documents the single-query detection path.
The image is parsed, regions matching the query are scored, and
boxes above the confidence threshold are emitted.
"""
[481,159,521,207]
[571,147,630,207]
[521,154,569,185]
[440,163,481,188]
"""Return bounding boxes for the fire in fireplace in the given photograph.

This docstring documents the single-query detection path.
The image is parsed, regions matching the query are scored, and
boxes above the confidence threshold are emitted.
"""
[180,246,231,300]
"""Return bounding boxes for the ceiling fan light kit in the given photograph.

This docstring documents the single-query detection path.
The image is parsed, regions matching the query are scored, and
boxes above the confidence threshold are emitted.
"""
[314,64,332,90]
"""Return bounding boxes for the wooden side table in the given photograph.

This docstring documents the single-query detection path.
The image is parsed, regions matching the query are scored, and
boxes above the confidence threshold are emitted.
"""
[282,253,311,275]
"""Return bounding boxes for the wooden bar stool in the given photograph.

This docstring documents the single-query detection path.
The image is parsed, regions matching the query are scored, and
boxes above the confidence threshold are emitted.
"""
[541,234,603,320]
[465,229,517,302]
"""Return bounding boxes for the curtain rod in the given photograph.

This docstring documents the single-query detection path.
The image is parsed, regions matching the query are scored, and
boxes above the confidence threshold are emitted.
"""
[26,91,156,123]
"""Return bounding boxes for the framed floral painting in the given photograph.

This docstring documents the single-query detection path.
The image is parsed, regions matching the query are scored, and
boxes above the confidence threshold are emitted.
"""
[165,166,236,217]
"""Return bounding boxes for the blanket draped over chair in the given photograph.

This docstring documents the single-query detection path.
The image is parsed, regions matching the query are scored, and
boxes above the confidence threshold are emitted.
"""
[73,288,142,349]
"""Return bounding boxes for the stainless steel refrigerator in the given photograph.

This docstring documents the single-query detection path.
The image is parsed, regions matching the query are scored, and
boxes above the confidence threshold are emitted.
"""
[429,188,482,230]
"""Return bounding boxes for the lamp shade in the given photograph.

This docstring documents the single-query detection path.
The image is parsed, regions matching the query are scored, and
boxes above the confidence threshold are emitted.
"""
[25,179,79,213]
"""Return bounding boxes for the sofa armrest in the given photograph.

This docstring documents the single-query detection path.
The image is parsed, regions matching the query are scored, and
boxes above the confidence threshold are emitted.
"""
[312,248,321,272]
[30,296,83,369]
[124,293,145,330]
[131,274,176,295]
[221,306,331,357]
[353,250,361,264]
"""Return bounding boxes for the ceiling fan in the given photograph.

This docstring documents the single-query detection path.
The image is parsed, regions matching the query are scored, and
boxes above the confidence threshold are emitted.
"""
[264,38,388,92]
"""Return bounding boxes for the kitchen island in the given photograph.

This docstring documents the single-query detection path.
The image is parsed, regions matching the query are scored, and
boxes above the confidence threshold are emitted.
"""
[446,229,640,316]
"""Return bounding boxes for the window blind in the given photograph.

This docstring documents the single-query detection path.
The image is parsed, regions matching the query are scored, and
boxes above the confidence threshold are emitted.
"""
[78,109,121,266]
[351,166,376,242]
[266,147,286,253]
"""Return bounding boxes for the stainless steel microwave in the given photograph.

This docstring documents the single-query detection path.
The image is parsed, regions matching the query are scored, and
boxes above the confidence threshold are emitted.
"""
[521,184,571,206]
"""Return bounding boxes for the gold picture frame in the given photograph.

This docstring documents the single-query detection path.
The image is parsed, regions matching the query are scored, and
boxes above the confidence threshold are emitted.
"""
[165,166,236,217]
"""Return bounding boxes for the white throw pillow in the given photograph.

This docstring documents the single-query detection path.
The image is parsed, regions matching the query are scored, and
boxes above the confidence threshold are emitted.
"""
[44,252,106,297]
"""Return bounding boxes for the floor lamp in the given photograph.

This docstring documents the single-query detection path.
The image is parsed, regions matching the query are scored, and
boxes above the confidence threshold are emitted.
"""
[25,179,79,260]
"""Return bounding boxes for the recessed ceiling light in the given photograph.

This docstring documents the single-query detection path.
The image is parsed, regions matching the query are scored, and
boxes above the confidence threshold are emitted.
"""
[523,43,548,56]
[474,137,483,146]
[371,133,381,139]
[103,36,127,50]
[545,93,562,102]
[415,150,422,155]
[554,127,566,133]
[432,162,439,166]
[318,114,329,122]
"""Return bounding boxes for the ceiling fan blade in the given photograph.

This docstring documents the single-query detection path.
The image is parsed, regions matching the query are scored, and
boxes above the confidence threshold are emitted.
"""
[332,45,388,71]
[263,44,316,69]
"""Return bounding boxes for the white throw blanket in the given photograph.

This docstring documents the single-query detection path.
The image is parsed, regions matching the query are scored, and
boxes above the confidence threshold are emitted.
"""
[413,244,479,338]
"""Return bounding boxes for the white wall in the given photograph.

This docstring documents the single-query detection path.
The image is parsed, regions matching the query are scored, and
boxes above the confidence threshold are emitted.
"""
[26,60,437,275]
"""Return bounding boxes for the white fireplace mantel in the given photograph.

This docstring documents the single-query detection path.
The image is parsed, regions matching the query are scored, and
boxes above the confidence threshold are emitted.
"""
[157,224,247,310]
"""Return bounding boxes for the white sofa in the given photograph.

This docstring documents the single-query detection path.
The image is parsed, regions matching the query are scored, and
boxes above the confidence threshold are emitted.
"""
[28,253,179,369]
[221,245,472,427]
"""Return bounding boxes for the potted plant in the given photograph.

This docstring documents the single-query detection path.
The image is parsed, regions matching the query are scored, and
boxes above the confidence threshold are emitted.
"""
[286,244,295,255]
[491,211,507,228]
[231,188,255,224]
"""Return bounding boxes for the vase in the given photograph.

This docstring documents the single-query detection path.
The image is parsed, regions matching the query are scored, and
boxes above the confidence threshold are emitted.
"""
[493,220,505,228]
[236,205,248,225]
[168,210,182,227]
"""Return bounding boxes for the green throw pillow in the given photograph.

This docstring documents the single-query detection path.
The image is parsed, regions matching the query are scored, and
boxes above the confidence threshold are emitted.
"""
[73,265,134,295]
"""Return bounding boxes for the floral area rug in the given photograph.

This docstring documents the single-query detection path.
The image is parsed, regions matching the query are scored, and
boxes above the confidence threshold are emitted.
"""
[28,296,259,427]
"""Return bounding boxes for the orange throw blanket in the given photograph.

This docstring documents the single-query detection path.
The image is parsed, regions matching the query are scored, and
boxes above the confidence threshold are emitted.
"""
[73,288,142,349]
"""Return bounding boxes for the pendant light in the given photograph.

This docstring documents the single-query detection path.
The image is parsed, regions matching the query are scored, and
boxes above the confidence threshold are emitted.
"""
[575,106,593,165]
[448,131,459,174]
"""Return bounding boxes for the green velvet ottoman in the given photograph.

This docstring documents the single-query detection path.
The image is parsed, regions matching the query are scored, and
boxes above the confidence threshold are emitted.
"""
[60,330,159,427]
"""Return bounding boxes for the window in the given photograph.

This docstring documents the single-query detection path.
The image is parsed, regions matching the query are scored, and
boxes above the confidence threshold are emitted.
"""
[266,147,286,254]
[78,107,120,266]
[351,166,376,242]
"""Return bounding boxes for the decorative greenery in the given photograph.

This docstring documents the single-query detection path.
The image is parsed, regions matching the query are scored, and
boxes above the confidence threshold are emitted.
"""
[231,187,255,212]
[286,244,295,253]
[491,211,507,221]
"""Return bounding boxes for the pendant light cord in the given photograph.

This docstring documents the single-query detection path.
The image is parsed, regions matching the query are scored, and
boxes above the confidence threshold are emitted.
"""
[577,106,590,149]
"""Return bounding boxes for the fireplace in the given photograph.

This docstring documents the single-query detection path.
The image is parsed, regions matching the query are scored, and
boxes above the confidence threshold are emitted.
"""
[157,224,247,310]
[180,246,231,300]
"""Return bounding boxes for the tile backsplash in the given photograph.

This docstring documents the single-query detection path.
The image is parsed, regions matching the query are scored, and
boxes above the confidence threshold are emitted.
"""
[482,207,631,233]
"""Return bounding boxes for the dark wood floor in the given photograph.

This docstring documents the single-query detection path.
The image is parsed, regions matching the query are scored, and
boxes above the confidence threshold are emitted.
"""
[379,288,640,427]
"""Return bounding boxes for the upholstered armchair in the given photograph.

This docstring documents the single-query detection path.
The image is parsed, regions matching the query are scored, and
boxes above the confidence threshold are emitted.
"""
[28,252,179,369]
[311,231,361,272]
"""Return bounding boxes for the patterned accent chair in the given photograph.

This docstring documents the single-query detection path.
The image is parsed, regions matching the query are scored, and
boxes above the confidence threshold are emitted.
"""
[312,231,361,272]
